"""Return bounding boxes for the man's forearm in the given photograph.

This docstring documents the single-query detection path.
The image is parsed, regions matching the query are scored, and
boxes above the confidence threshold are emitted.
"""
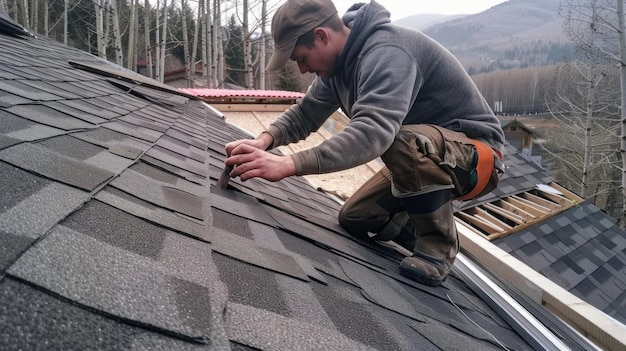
[257,131,274,150]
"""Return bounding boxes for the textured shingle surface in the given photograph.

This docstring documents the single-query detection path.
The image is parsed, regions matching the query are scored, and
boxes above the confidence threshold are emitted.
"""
[0,15,592,351]
[495,200,626,324]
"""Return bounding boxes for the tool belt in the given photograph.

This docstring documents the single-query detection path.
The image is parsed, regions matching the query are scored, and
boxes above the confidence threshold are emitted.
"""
[455,139,504,201]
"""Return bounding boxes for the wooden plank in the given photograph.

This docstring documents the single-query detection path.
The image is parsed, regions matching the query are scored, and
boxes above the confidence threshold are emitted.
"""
[549,182,583,201]
[538,190,574,207]
[475,207,513,231]
[214,103,295,112]
[457,211,503,235]
[500,199,537,221]
[520,192,561,211]
[509,195,551,215]
[456,212,491,235]
[483,203,526,225]
[473,217,506,236]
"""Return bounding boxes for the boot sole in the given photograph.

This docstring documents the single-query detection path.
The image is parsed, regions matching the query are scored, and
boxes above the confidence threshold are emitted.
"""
[399,263,444,287]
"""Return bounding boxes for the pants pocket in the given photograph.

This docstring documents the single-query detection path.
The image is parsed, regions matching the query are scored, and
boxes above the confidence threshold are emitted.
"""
[436,128,477,198]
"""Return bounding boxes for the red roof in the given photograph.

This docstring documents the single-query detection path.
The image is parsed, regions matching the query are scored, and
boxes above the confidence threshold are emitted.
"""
[179,88,304,99]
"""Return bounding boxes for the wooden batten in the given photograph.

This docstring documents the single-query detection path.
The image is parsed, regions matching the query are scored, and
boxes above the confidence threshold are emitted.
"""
[210,103,294,112]
[456,182,584,241]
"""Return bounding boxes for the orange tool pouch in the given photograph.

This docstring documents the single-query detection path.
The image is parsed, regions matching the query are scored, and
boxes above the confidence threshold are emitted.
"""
[455,139,502,201]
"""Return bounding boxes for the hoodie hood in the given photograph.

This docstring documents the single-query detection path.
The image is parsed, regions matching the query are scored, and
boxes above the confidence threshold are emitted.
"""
[337,1,391,73]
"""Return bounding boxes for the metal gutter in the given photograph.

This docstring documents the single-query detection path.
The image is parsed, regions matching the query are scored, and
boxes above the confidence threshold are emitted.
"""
[454,253,604,351]
[457,220,626,351]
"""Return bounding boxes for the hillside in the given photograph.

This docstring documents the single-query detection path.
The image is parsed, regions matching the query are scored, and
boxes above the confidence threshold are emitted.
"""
[396,0,572,73]
[394,14,465,31]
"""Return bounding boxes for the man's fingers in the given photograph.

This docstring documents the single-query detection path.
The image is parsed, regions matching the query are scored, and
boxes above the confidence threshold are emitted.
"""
[225,138,266,157]
[227,150,261,177]
[223,146,290,183]
[225,144,255,166]
[238,167,261,182]
[230,143,256,156]
[224,139,247,156]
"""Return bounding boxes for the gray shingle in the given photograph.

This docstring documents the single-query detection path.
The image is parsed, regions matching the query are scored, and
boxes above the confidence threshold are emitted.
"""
[497,200,626,323]
[0,142,115,191]
[8,225,213,343]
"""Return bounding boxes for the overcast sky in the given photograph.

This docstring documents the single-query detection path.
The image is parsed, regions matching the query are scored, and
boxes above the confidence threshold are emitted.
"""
[331,0,507,20]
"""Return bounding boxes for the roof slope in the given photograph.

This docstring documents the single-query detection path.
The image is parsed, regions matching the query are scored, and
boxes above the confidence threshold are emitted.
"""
[495,199,626,324]
[0,16,550,351]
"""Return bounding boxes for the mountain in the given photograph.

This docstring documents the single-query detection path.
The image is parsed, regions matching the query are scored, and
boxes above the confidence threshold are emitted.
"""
[394,14,466,31]
[395,0,571,73]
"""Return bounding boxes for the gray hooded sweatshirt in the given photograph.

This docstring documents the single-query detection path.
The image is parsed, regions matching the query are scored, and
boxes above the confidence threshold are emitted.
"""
[265,0,504,176]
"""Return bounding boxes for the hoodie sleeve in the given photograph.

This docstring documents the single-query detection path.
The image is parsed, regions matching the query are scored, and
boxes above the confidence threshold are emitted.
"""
[265,78,340,149]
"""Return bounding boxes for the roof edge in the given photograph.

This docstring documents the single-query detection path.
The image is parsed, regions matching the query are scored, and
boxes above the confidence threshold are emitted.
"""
[454,254,575,350]
[457,220,626,351]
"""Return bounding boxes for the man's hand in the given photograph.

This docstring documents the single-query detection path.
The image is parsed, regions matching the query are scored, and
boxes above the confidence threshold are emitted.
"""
[225,132,274,156]
[225,144,296,182]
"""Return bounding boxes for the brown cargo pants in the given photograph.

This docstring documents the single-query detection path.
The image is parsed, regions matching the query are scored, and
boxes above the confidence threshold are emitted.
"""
[338,124,500,242]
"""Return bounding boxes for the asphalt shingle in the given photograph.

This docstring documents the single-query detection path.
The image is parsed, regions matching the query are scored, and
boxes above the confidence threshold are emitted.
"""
[496,200,626,323]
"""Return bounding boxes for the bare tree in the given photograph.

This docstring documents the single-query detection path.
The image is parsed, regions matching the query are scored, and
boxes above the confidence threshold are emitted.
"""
[191,1,200,74]
[31,0,36,31]
[144,0,153,78]
[19,0,28,30]
[214,0,223,86]
[242,0,253,89]
[181,0,191,87]
[127,0,137,70]
[543,61,619,195]
[546,0,625,224]
[154,0,161,81]
[259,0,267,89]
[43,0,49,35]
[159,0,168,82]
[110,0,124,66]
[0,0,8,15]
[618,0,626,225]
[201,0,210,86]
[94,0,106,58]
[191,0,202,86]
[231,0,290,89]
[63,0,68,44]
[3,0,284,90]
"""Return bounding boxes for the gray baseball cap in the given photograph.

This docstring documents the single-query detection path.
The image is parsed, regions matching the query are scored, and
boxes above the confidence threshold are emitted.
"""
[266,0,338,72]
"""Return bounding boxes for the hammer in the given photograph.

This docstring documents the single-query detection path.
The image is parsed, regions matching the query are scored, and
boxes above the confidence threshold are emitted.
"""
[217,164,234,189]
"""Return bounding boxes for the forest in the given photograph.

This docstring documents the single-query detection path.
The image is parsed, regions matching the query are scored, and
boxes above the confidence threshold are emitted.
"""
[2,0,626,226]
[0,0,285,90]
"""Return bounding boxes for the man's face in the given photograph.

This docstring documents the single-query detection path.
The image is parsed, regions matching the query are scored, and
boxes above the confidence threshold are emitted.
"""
[290,39,337,79]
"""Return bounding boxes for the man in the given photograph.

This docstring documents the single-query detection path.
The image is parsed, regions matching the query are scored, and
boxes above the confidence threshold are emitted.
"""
[224,0,505,286]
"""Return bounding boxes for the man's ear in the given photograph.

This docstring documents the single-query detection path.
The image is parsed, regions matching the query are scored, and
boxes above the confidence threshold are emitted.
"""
[313,27,330,45]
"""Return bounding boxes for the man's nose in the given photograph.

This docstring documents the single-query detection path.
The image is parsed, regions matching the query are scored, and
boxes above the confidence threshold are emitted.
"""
[297,62,308,74]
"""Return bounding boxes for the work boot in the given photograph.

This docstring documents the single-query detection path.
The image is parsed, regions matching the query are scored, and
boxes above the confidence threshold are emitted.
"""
[370,212,417,252]
[399,192,458,287]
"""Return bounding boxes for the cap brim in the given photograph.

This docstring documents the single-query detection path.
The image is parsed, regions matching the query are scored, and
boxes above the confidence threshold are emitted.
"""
[266,40,297,72]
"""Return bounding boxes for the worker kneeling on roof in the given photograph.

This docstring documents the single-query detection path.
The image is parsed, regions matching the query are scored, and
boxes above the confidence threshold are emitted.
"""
[225,0,505,286]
